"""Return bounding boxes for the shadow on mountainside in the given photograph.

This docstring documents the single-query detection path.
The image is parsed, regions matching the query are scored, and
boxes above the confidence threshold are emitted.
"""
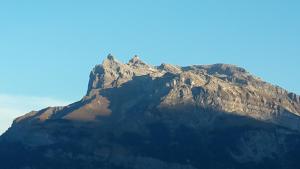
[1,74,300,169]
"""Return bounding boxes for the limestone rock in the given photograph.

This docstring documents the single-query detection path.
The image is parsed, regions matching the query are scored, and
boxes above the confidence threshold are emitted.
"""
[1,54,300,169]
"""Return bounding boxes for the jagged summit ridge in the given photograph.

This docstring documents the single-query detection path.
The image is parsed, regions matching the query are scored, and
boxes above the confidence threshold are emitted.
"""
[2,54,300,169]
[13,54,300,131]
[87,54,161,94]
[87,54,252,93]
[128,55,143,65]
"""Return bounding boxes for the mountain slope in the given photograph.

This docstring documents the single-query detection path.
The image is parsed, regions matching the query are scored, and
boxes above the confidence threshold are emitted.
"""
[1,55,300,169]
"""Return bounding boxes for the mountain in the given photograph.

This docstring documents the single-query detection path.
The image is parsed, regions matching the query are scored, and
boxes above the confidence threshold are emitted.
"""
[1,55,300,169]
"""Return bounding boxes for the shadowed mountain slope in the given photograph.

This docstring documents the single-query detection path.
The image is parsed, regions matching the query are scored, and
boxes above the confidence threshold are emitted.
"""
[1,55,300,169]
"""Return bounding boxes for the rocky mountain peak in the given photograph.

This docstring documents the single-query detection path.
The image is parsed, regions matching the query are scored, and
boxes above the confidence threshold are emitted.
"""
[102,54,121,68]
[1,54,300,169]
[128,55,150,69]
[18,54,300,130]
[129,55,141,63]
[106,53,115,60]
[87,55,160,95]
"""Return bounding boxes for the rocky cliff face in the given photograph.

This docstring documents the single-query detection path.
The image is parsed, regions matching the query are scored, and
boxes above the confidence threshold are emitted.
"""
[1,55,300,169]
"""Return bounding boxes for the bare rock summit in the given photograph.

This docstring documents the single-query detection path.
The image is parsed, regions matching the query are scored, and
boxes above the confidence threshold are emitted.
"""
[1,54,300,169]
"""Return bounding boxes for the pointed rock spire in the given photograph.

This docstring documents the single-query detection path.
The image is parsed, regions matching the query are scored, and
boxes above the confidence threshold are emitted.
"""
[128,55,148,67]
[129,55,141,63]
[107,53,115,61]
[102,53,120,67]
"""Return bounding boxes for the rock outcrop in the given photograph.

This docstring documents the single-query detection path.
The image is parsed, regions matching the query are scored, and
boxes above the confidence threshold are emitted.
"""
[1,54,300,169]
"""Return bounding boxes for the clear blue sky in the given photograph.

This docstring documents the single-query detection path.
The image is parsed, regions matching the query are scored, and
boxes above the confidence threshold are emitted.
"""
[0,0,299,102]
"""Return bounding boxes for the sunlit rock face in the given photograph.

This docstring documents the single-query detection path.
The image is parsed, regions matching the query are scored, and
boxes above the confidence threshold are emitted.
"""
[1,54,300,169]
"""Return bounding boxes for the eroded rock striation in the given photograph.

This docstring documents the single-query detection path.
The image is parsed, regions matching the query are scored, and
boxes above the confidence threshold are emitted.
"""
[1,55,300,169]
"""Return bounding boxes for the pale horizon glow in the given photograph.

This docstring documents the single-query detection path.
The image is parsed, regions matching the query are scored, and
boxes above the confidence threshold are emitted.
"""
[0,94,70,134]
